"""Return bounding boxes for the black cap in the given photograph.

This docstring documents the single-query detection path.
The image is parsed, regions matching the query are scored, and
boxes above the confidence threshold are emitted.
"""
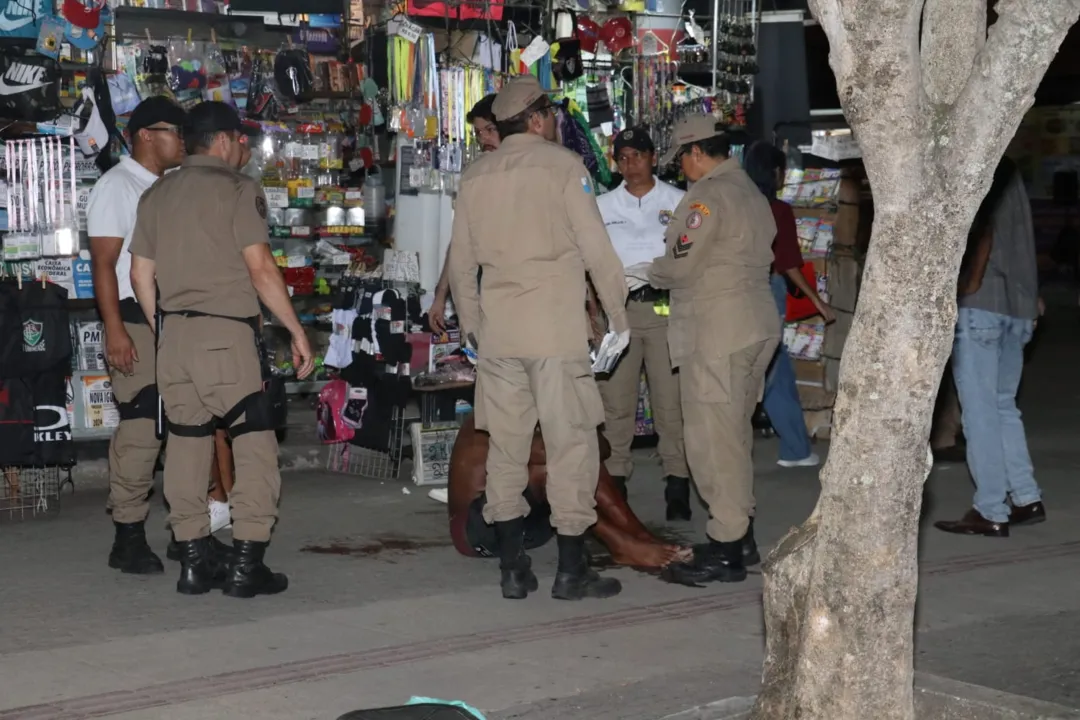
[614,127,656,156]
[127,96,187,138]
[185,101,244,138]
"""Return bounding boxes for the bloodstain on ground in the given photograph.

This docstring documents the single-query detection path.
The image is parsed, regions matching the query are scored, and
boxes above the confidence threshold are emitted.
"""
[301,534,452,557]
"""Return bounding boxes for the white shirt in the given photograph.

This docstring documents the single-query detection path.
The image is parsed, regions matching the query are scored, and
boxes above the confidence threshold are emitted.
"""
[596,177,685,268]
[85,156,160,301]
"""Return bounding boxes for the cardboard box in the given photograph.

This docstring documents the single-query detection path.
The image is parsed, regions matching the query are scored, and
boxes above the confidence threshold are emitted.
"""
[793,358,827,387]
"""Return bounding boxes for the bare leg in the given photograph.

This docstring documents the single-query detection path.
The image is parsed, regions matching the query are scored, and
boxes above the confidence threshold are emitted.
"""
[208,430,234,502]
[594,468,684,567]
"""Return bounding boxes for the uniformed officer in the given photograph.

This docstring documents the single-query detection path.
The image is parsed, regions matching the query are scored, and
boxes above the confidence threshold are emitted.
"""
[447,75,631,601]
[87,96,187,574]
[595,127,690,519]
[129,102,315,598]
[635,115,780,583]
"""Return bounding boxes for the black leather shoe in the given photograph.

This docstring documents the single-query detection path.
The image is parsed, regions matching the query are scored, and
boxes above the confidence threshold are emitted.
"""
[934,509,1008,537]
[551,534,621,600]
[167,533,236,563]
[742,518,760,567]
[108,521,165,575]
[610,475,628,500]
[681,538,748,583]
[223,540,288,598]
[494,519,538,600]
[1009,500,1046,526]
[664,476,692,521]
[176,537,225,595]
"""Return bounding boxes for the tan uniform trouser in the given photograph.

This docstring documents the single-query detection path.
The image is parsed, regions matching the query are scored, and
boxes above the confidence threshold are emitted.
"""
[681,339,777,542]
[597,298,687,478]
[476,356,603,536]
[158,315,280,542]
[107,321,164,523]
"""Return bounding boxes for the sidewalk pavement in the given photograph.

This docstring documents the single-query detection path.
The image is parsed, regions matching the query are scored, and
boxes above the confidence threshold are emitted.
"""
[2,307,1079,719]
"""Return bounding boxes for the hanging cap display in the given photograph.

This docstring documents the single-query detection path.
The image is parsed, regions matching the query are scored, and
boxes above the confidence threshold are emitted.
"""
[599,17,634,54]
[492,75,556,121]
[660,114,726,165]
[63,0,102,30]
[576,17,601,54]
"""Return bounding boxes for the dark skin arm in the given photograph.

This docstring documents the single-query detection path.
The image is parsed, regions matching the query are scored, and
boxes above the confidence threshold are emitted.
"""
[89,237,138,375]
[960,227,993,296]
[783,266,836,324]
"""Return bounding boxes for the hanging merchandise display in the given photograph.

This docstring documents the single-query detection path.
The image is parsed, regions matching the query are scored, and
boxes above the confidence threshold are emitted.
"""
[3,136,79,261]
[0,52,62,122]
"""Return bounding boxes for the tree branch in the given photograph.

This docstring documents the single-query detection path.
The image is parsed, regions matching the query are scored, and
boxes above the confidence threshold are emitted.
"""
[920,0,986,105]
[808,0,928,207]
[946,0,1080,193]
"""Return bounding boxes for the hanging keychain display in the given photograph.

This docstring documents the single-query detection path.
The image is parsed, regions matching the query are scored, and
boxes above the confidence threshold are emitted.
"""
[3,135,78,261]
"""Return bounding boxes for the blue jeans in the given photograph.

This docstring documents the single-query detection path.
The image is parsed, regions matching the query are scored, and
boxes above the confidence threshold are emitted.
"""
[952,307,1041,522]
[763,274,813,462]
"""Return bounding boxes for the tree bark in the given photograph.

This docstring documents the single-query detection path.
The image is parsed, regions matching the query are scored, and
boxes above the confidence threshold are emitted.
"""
[751,1,1080,718]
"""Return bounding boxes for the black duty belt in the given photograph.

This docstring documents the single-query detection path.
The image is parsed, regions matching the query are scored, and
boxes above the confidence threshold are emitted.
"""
[628,287,665,303]
[119,298,149,325]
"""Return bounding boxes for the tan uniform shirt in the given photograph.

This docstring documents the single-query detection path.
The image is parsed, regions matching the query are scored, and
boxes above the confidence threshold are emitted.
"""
[129,155,268,318]
[447,133,628,359]
[648,160,780,368]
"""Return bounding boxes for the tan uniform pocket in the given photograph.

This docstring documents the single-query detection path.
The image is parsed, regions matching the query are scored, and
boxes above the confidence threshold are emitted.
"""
[667,318,696,368]
[684,355,731,404]
[566,359,605,429]
[200,344,240,387]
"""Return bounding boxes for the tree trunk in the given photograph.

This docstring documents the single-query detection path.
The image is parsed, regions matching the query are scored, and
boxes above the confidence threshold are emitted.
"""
[751,210,965,720]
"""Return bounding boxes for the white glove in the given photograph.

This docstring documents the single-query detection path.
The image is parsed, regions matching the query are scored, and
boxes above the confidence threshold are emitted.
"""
[590,329,631,374]
[624,262,653,283]
[626,275,648,292]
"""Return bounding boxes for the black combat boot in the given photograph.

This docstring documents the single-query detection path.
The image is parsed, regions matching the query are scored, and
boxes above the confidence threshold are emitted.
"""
[743,517,760,567]
[175,537,225,595]
[664,476,692,521]
[494,518,538,600]
[108,521,165,575]
[223,540,288,598]
[167,532,236,564]
[684,537,747,583]
[551,534,622,600]
[610,475,628,500]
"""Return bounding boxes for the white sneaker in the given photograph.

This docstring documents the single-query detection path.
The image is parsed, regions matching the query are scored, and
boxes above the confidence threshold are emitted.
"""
[427,487,449,504]
[777,453,820,468]
[209,499,232,533]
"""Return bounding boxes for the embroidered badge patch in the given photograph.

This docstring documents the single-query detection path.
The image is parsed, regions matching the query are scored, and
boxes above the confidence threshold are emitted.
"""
[581,177,593,195]
[673,234,693,259]
[255,196,267,219]
[658,210,673,226]
[689,202,711,216]
[686,211,703,229]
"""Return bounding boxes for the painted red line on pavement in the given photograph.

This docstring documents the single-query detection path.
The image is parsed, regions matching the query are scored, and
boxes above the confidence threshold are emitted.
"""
[1,540,1076,720]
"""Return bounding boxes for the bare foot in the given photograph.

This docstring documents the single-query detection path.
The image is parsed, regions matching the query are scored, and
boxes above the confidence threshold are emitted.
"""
[609,536,687,568]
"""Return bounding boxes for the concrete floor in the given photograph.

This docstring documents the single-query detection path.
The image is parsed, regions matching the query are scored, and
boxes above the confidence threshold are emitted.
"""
[2,301,1079,719]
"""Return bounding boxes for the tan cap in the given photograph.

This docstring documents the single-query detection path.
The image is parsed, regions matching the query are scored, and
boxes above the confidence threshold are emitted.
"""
[492,75,556,121]
[660,114,725,165]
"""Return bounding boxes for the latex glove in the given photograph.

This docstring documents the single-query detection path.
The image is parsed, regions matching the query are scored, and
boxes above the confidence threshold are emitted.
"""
[626,275,648,292]
[590,329,631,374]
[624,261,653,283]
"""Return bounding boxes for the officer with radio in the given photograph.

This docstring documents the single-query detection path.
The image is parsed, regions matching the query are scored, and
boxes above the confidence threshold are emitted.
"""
[129,102,315,598]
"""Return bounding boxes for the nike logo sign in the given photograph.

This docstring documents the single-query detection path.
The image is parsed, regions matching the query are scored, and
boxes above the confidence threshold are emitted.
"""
[0,77,50,95]
[0,12,34,31]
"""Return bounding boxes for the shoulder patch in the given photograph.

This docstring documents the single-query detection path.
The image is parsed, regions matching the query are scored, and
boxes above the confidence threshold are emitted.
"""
[689,202,711,216]
[255,195,267,220]
[658,210,673,226]
[581,176,593,195]
[686,211,703,230]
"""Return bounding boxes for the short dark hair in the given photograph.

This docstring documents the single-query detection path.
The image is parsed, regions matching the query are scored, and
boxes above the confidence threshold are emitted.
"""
[186,131,220,156]
[688,133,732,160]
[744,141,786,197]
[496,96,553,140]
[467,94,496,124]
